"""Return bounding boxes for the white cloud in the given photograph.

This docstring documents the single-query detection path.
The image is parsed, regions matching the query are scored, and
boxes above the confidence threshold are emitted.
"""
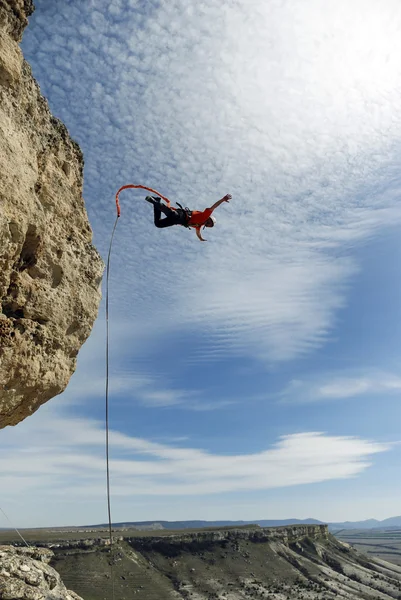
[21,0,401,365]
[0,409,390,506]
[281,371,401,403]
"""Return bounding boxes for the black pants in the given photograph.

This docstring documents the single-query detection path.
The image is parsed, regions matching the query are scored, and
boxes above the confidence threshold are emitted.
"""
[154,203,188,228]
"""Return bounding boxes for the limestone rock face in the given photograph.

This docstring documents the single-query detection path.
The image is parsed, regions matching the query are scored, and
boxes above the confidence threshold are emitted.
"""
[129,524,331,552]
[0,545,83,600]
[0,0,104,428]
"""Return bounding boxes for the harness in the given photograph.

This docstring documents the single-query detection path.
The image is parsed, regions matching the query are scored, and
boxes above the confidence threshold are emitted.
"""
[176,203,193,228]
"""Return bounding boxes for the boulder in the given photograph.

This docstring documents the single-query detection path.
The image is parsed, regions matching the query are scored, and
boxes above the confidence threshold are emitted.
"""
[0,545,83,600]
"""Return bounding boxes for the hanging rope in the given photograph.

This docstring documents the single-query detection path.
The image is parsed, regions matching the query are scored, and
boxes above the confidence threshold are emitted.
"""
[105,184,169,599]
[105,214,119,600]
[105,215,119,540]
[0,505,30,547]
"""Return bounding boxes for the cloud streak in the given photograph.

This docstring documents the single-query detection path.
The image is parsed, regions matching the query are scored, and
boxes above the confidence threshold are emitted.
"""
[0,410,390,503]
[281,371,401,403]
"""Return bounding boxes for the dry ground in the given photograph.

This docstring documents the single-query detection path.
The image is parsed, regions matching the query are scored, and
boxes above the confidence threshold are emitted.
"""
[335,529,401,567]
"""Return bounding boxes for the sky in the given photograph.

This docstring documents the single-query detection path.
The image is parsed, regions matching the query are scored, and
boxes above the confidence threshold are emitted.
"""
[1,0,401,528]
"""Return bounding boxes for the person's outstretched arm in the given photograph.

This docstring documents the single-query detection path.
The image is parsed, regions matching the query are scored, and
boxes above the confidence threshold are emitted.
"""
[209,193,232,212]
[196,227,207,242]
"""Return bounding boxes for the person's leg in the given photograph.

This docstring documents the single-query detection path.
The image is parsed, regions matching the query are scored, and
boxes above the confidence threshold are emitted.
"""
[153,204,181,228]
[145,196,187,228]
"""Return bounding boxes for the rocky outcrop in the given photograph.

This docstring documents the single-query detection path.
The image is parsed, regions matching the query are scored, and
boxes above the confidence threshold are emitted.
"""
[128,524,330,554]
[36,537,123,551]
[0,1,34,43]
[0,1,104,428]
[0,545,83,600]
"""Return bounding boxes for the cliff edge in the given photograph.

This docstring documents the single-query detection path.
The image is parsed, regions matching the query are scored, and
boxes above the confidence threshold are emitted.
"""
[0,0,104,428]
[0,545,83,600]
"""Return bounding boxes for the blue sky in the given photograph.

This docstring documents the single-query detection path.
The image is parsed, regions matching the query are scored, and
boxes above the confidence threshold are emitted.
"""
[2,0,401,527]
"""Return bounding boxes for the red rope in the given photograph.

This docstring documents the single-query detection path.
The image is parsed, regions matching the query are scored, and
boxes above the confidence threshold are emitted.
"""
[115,184,172,217]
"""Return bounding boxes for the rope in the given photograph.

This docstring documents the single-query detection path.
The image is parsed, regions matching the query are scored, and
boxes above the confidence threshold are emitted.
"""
[115,184,172,217]
[105,214,119,600]
[105,184,169,598]
[0,506,30,547]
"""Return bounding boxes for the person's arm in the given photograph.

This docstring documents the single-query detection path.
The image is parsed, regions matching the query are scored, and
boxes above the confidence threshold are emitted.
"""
[208,193,232,212]
[196,227,207,242]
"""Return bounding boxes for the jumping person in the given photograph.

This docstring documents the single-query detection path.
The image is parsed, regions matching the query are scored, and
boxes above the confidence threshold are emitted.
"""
[145,194,232,241]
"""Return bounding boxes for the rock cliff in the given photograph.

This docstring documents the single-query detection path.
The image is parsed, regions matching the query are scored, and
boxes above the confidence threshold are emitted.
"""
[6,525,400,600]
[0,0,104,428]
[128,524,330,555]
[0,545,83,600]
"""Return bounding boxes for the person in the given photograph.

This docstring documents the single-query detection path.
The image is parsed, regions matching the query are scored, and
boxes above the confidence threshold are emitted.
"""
[145,193,232,241]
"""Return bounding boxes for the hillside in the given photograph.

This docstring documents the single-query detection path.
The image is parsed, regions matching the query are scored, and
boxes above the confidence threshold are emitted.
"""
[4,525,401,600]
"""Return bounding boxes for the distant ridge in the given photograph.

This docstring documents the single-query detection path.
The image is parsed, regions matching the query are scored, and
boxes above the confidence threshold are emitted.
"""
[4,516,400,532]
[85,516,401,531]
[86,518,325,529]
[329,516,401,530]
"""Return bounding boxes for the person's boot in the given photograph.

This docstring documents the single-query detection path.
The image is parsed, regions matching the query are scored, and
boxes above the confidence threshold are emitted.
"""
[145,195,161,205]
